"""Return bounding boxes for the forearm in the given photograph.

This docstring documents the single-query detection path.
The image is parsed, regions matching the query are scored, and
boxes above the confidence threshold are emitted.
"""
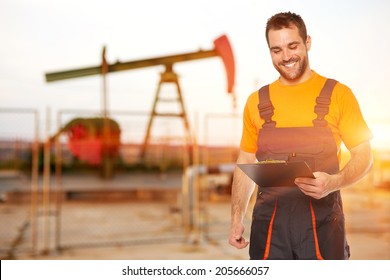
[333,140,373,189]
[230,151,257,225]
[295,140,373,199]
[231,167,255,224]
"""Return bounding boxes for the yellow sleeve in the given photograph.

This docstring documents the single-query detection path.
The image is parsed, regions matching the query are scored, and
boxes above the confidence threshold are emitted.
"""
[336,84,373,149]
[239,93,259,153]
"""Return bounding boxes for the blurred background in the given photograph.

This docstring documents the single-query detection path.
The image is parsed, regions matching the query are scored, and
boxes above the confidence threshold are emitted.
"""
[0,0,389,260]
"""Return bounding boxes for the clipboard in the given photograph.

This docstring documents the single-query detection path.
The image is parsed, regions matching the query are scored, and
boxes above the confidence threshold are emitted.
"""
[238,161,315,187]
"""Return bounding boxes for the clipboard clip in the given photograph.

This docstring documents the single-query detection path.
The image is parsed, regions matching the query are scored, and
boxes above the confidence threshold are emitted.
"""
[257,159,287,164]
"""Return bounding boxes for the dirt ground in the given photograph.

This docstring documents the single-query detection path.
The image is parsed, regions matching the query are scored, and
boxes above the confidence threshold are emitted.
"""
[0,172,389,260]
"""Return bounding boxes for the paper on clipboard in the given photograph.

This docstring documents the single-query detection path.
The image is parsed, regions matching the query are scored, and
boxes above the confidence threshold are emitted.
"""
[238,161,315,187]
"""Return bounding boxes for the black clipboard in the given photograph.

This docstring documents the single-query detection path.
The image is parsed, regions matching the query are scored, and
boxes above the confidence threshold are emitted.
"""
[238,161,315,187]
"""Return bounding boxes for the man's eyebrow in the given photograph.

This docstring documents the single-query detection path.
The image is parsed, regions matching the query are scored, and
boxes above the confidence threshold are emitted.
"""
[288,41,301,47]
[270,41,302,50]
[270,46,281,51]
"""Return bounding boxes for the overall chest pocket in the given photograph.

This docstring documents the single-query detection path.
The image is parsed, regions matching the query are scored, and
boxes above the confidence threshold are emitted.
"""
[256,127,337,172]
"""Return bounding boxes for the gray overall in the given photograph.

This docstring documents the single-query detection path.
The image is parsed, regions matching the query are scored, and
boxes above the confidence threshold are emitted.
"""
[249,79,350,260]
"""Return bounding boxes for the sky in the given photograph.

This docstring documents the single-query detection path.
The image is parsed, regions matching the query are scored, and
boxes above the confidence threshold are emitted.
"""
[1,0,390,148]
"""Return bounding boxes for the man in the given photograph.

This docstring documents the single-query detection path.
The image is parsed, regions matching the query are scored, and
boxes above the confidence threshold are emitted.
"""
[229,12,373,260]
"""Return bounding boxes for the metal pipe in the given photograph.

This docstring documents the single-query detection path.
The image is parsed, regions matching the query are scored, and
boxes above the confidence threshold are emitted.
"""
[30,110,39,256]
[54,111,63,253]
[42,107,51,255]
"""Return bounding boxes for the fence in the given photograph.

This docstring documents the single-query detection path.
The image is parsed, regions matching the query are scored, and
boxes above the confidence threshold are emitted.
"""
[0,108,39,259]
[0,108,242,258]
[51,110,241,253]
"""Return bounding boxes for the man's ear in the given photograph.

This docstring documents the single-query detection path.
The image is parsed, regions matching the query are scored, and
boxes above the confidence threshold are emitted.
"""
[306,35,312,51]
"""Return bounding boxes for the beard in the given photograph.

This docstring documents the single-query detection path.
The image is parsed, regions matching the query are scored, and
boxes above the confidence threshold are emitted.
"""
[274,55,308,81]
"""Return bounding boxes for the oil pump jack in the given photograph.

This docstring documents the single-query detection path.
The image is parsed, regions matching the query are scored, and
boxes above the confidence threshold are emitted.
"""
[45,35,235,171]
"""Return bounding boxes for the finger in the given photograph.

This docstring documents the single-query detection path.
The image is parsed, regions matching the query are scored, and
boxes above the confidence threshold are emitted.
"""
[229,236,249,249]
[235,241,249,249]
[237,235,249,245]
[234,235,243,242]
[295,182,314,194]
[297,186,322,199]
[312,172,322,178]
[295,177,316,186]
[297,185,317,197]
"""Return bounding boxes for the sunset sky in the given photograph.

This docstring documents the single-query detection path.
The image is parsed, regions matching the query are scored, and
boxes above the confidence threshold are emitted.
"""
[1,0,389,148]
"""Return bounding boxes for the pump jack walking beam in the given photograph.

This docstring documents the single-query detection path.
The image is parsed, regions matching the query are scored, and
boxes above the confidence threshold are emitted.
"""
[46,49,217,82]
[45,35,235,93]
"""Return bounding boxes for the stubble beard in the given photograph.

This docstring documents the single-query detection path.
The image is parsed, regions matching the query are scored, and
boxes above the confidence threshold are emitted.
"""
[275,55,308,82]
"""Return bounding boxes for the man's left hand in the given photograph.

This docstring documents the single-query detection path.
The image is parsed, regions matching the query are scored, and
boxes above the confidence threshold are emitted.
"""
[294,172,339,199]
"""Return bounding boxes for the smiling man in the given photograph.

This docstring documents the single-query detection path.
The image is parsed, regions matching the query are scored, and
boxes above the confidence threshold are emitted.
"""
[229,12,373,260]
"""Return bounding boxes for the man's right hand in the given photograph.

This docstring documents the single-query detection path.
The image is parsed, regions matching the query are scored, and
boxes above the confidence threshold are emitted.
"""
[229,223,249,249]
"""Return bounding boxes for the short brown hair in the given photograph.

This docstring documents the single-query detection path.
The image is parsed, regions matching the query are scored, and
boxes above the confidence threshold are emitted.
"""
[265,12,307,46]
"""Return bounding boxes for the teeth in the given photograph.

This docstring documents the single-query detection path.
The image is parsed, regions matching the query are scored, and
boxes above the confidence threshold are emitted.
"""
[285,62,296,68]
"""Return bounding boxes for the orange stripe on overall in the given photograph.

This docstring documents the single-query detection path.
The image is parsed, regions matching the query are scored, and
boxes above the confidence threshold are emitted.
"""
[309,199,324,260]
[262,198,278,260]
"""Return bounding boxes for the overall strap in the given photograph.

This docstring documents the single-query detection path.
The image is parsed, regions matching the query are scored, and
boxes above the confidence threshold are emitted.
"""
[313,79,338,127]
[258,85,276,128]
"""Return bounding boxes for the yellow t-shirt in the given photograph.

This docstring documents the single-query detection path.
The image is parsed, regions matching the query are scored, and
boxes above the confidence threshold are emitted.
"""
[240,71,373,153]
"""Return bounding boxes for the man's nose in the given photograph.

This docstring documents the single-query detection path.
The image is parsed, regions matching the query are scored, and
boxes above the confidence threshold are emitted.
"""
[281,49,292,61]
